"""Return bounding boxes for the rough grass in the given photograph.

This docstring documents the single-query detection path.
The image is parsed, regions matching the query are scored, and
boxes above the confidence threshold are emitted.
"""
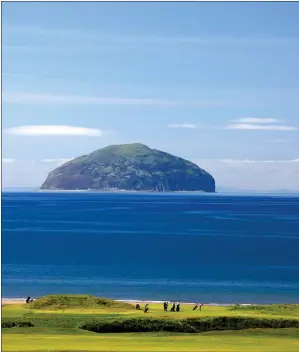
[80,316,299,334]
[80,317,197,333]
[29,294,134,310]
[1,318,34,328]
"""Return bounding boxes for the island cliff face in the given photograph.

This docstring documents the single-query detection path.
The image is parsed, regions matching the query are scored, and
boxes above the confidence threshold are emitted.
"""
[41,143,216,192]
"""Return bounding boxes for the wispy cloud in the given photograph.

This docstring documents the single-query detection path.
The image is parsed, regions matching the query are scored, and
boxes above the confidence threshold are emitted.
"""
[193,158,299,191]
[3,44,125,55]
[226,123,298,131]
[4,125,104,137]
[3,72,64,82]
[221,158,299,164]
[4,25,299,47]
[41,158,73,164]
[232,118,281,124]
[3,72,37,79]
[168,124,197,129]
[268,138,288,143]
[2,158,15,163]
[3,92,225,107]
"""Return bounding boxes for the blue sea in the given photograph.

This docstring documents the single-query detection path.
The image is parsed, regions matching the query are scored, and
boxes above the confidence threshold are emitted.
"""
[2,192,299,304]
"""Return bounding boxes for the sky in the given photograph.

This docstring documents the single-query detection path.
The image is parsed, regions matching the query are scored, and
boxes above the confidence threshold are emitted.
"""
[2,2,299,191]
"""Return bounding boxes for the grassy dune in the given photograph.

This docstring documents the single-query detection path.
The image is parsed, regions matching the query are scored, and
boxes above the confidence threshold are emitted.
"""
[2,295,299,352]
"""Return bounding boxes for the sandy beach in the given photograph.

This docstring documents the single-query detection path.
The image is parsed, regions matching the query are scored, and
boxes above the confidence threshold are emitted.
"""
[1,298,247,307]
[2,299,26,305]
[1,298,195,306]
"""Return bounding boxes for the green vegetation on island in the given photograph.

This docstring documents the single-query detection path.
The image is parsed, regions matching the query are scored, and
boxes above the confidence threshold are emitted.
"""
[2,295,299,351]
[41,143,216,192]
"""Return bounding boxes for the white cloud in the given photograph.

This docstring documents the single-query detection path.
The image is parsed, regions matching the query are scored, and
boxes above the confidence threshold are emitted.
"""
[3,72,64,82]
[193,158,299,191]
[3,72,37,79]
[221,158,299,164]
[2,158,15,163]
[232,118,281,124]
[4,25,299,47]
[226,123,298,131]
[2,92,225,107]
[2,160,60,188]
[168,124,197,129]
[41,158,73,165]
[268,138,288,143]
[4,125,104,137]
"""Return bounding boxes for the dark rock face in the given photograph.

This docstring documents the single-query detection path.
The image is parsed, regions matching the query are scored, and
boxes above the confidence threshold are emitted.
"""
[41,143,216,192]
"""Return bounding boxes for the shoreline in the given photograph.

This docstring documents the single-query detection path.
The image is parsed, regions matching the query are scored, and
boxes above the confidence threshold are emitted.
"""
[4,189,299,197]
[1,297,253,306]
[37,189,212,194]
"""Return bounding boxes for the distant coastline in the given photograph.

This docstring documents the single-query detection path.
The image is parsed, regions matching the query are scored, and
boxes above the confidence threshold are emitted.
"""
[1,297,253,307]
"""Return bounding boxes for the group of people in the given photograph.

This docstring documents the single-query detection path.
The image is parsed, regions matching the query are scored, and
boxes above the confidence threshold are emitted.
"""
[135,303,149,313]
[135,301,203,313]
[164,302,203,312]
[164,301,180,312]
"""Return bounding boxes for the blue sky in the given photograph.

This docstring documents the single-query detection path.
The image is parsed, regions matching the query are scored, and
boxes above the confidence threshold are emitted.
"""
[2,2,299,190]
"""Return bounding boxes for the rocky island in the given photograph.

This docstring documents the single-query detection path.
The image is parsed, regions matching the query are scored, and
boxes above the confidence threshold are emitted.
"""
[40,143,216,192]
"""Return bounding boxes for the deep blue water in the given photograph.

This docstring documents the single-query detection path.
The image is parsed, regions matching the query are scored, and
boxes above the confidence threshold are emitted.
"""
[2,192,299,304]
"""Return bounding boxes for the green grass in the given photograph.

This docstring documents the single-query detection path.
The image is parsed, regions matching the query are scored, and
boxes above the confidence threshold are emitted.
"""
[2,297,299,351]
[230,304,299,315]
[3,329,299,352]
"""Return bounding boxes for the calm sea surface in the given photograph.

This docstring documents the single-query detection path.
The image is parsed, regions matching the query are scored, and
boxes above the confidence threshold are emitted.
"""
[2,192,299,304]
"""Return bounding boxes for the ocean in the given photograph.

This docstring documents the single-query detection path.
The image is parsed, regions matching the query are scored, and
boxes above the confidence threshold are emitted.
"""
[2,192,299,304]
